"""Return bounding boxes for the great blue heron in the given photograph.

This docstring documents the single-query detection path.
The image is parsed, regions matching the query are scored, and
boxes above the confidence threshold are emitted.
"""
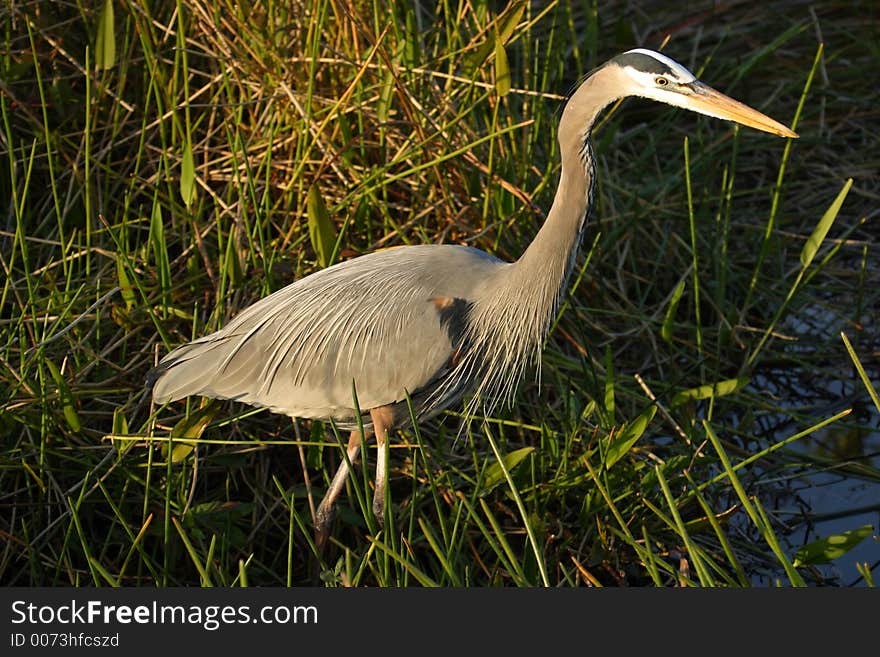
[148,49,796,548]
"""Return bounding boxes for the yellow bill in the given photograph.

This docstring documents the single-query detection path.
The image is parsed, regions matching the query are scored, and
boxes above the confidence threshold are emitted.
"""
[688,81,798,138]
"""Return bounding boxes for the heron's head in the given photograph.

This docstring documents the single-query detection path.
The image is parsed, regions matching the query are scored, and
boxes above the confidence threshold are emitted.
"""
[605,48,798,138]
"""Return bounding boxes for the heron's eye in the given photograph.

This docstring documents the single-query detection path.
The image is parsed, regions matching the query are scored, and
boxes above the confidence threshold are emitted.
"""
[655,76,669,86]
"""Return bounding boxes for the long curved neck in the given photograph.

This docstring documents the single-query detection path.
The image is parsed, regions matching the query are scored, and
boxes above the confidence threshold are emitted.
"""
[513,137,594,295]
[432,71,619,419]
[506,72,614,325]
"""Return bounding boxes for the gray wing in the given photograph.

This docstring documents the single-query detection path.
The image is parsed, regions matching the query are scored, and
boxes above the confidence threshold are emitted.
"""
[149,244,505,425]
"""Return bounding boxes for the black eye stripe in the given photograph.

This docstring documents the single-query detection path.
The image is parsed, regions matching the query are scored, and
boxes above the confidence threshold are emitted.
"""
[611,51,697,84]
[613,52,677,76]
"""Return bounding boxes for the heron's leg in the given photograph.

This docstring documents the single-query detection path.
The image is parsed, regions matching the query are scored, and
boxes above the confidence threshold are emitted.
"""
[314,429,364,551]
[369,406,394,529]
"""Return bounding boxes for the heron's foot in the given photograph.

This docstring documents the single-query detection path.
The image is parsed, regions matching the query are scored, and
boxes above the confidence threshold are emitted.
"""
[314,497,337,552]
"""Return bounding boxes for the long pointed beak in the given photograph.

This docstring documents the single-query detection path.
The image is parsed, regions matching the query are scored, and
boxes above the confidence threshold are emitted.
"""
[687,81,798,138]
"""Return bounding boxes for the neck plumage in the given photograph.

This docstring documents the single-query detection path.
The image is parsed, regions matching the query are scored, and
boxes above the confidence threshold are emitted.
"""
[501,73,609,353]
[510,136,595,327]
[430,73,613,418]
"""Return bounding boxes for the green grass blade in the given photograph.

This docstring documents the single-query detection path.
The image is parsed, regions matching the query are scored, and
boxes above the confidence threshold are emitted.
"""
[683,473,750,586]
[702,421,806,586]
[604,405,656,469]
[654,466,714,586]
[493,31,511,97]
[800,178,852,268]
[654,466,715,586]
[180,139,197,208]
[661,279,686,343]
[307,184,337,268]
[171,516,213,587]
[746,175,851,367]
[95,0,116,70]
[683,136,702,354]
[367,537,439,587]
[476,446,534,496]
[88,557,119,587]
[483,424,549,586]
[793,524,874,567]
[417,517,462,586]
[671,378,750,407]
[840,331,880,415]
[743,42,822,314]
[44,358,81,432]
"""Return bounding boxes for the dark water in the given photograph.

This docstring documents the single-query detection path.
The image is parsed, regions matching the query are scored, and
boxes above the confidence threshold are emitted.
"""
[769,304,880,586]
[792,421,880,586]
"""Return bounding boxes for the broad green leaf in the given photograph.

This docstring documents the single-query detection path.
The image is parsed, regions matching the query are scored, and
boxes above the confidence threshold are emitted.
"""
[163,402,219,462]
[800,178,851,267]
[402,8,420,69]
[109,406,131,454]
[116,253,135,310]
[672,377,750,407]
[307,184,337,268]
[478,446,534,496]
[45,359,81,432]
[180,140,197,207]
[188,501,253,517]
[793,524,874,566]
[605,405,657,469]
[186,501,253,547]
[112,406,128,435]
[581,398,597,421]
[603,345,614,421]
[223,226,243,287]
[497,1,527,44]
[494,32,511,97]
[95,0,116,70]
[338,112,354,166]
[465,2,525,72]
[661,279,686,343]
[149,200,171,295]
[376,66,395,124]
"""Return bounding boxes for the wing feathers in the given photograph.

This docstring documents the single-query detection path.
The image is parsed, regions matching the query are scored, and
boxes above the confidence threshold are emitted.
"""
[147,245,496,422]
